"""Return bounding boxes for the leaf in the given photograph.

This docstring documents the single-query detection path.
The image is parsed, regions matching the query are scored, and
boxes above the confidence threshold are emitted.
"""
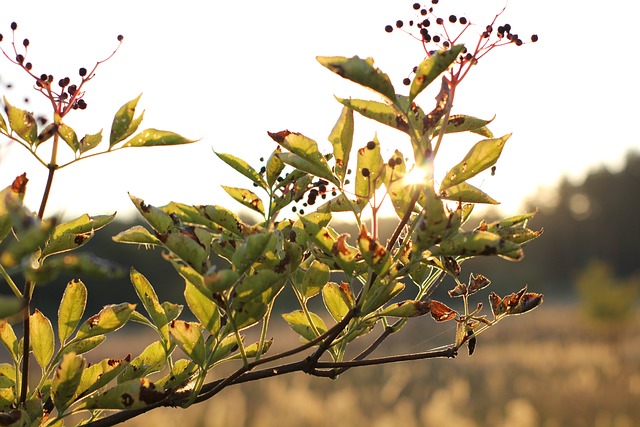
[328,106,354,184]
[110,94,143,147]
[129,194,176,233]
[233,270,285,303]
[0,320,19,360]
[77,357,128,398]
[27,253,125,284]
[123,128,196,147]
[361,278,405,314]
[200,205,245,236]
[60,335,106,357]
[430,230,521,258]
[79,130,103,154]
[78,378,165,410]
[0,109,7,132]
[317,56,396,101]
[215,152,267,190]
[268,130,338,186]
[322,282,354,322]
[29,310,55,369]
[57,123,79,152]
[169,320,206,367]
[130,268,169,342]
[427,300,458,322]
[36,123,57,146]
[338,98,409,134]
[377,300,431,318]
[221,186,264,216]
[440,182,499,204]
[440,134,511,191]
[409,45,464,102]
[355,136,384,202]
[58,279,87,344]
[51,352,85,412]
[74,303,136,341]
[282,310,328,342]
[439,114,495,137]
[297,260,330,299]
[0,297,23,320]
[41,212,116,259]
[265,146,286,188]
[231,232,275,275]
[3,96,37,144]
[119,340,168,382]
[112,226,161,247]
[383,150,415,219]
[159,227,208,272]
[184,280,220,335]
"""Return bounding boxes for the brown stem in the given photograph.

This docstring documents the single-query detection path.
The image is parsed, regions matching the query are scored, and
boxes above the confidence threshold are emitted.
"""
[37,164,57,219]
[18,282,31,405]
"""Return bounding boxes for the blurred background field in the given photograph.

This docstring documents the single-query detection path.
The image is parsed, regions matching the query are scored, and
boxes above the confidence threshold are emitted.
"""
[108,303,640,427]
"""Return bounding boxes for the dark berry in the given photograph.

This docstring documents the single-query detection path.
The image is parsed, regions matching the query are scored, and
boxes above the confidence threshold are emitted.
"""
[366,140,376,150]
[422,18,430,27]
[396,20,403,28]
[117,34,124,41]
[79,67,87,77]
[40,73,47,81]
[292,206,297,212]
[77,99,87,109]
[486,25,493,33]
[431,0,438,3]
[459,17,468,25]
[515,38,523,46]
[409,20,414,26]
[413,2,420,9]
[25,62,32,70]
[10,22,17,31]
[15,54,24,64]
[385,25,393,33]
[420,9,427,15]
[0,34,3,42]
[449,15,457,23]
[531,34,539,42]
[299,209,304,215]
[433,35,441,43]
[503,23,511,32]
[67,84,77,95]
[443,41,450,48]
[436,17,444,25]
[361,168,370,177]
[403,77,411,86]
[22,38,29,47]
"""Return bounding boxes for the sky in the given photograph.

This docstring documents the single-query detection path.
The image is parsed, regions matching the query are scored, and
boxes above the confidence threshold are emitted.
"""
[0,0,638,222]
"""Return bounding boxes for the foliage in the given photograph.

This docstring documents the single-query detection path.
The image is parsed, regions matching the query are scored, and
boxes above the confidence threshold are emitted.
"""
[0,5,543,427]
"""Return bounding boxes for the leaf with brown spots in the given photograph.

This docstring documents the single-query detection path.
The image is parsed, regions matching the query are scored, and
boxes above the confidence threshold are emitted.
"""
[221,186,265,216]
[428,300,458,322]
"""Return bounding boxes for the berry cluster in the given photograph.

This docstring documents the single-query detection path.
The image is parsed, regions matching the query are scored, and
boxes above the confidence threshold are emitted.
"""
[385,2,538,86]
[0,21,124,119]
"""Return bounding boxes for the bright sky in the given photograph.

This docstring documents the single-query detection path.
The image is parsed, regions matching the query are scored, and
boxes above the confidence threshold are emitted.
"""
[1,0,638,221]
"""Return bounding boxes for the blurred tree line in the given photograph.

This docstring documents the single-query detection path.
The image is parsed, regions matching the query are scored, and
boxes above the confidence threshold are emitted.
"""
[2,151,639,319]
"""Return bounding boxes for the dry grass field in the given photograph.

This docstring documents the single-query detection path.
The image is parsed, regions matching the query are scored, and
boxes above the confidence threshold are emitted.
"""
[102,303,639,427]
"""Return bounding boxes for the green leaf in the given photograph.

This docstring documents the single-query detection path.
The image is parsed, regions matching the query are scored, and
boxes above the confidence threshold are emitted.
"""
[231,232,275,275]
[79,130,103,154]
[265,146,286,188]
[57,123,79,152]
[60,335,106,358]
[119,340,167,382]
[0,297,23,320]
[297,260,330,299]
[482,212,536,231]
[78,378,165,410]
[169,320,206,367]
[338,98,409,134]
[200,205,245,236]
[355,136,384,202]
[221,186,264,216]
[3,96,37,144]
[322,282,354,322]
[110,94,143,147]
[430,230,521,258]
[317,56,396,101]
[361,278,405,314]
[78,357,128,398]
[30,310,54,369]
[440,134,511,191]
[409,45,464,102]
[123,129,196,147]
[233,270,285,303]
[282,310,327,342]
[129,194,176,233]
[377,300,431,318]
[36,123,57,146]
[215,152,267,190]
[440,182,499,204]
[130,268,169,342]
[275,152,336,185]
[184,280,220,335]
[268,130,338,185]
[0,320,19,360]
[315,193,363,214]
[41,212,116,259]
[51,352,85,413]
[112,225,163,246]
[0,110,7,132]
[0,175,28,242]
[58,280,87,344]
[74,303,136,341]
[383,151,416,219]
[439,114,494,137]
[27,253,125,284]
[160,227,209,272]
[328,106,354,183]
